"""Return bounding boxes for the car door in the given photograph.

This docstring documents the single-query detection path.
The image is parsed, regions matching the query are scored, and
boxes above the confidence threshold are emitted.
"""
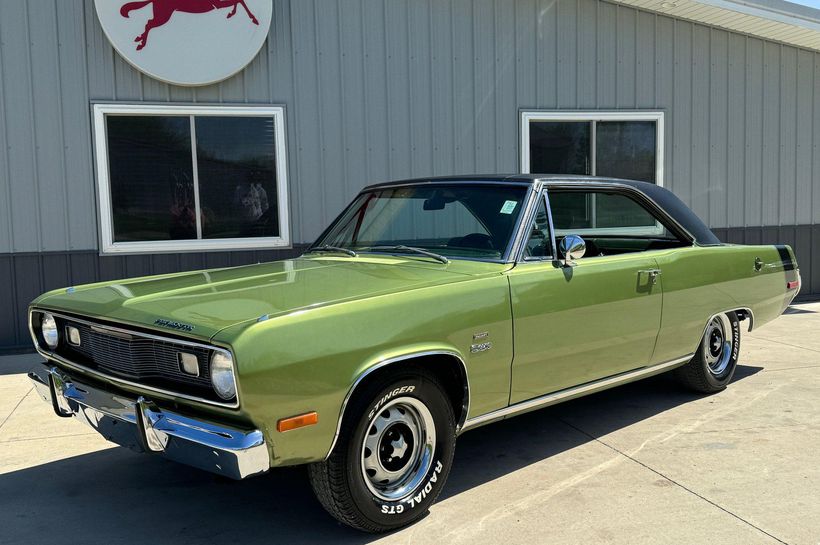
[506,188,664,404]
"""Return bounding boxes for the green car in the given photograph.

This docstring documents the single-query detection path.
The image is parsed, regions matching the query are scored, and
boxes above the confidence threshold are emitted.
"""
[27,175,799,532]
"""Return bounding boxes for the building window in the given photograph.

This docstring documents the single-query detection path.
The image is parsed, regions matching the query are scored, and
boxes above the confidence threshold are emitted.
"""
[520,111,664,185]
[92,104,290,254]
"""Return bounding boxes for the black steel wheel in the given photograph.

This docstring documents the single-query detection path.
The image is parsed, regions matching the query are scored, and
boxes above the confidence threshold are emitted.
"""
[674,311,741,393]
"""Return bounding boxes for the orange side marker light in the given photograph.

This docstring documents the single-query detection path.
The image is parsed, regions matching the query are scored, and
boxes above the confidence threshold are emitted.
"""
[277,412,318,432]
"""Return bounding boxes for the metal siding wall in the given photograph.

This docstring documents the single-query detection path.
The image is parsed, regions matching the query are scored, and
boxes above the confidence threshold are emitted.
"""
[1,0,819,252]
[0,0,819,338]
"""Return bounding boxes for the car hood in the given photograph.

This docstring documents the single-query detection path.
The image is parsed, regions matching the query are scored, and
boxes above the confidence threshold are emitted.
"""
[34,256,507,340]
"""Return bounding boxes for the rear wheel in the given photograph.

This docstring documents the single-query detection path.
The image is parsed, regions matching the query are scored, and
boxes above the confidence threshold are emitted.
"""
[308,369,456,532]
[674,311,741,393]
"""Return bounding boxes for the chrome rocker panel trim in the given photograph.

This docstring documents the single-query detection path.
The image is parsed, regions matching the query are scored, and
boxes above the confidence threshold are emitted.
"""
[460,354,694,432]
[28,363,270,480]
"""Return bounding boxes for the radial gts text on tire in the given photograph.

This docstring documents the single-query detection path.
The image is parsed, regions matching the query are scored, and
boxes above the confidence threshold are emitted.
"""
[308,368,456,532]
[674,311,741,393]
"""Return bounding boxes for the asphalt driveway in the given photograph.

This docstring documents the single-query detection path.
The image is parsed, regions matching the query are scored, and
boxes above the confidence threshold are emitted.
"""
[1,302,819,545]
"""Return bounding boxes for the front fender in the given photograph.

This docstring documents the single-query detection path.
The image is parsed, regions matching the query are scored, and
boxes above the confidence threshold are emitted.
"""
[323,344,469,460]
[216,275,512,466]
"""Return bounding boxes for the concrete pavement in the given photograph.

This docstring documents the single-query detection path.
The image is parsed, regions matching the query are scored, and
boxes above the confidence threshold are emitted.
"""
[1,303,819,544]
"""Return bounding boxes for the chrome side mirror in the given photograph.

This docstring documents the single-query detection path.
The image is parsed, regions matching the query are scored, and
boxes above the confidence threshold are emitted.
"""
[559,235,586,267]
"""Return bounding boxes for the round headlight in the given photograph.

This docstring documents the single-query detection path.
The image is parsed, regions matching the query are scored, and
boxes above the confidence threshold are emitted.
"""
[41,313,59,349]
[210,351,236,400]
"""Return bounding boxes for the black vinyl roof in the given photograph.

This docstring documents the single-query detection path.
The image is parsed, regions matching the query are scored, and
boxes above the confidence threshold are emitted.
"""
[363,174,721,245]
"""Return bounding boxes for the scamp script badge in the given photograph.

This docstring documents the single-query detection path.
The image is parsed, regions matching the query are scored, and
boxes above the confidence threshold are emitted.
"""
[94,0,273,86]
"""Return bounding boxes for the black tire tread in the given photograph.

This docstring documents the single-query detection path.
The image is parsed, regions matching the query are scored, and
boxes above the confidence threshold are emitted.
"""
[308,451,379,531]
[673,351,718,393]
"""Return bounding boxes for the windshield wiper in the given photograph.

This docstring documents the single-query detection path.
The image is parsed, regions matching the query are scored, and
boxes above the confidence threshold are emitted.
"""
[369,245,449,264]
[304,245,357,257]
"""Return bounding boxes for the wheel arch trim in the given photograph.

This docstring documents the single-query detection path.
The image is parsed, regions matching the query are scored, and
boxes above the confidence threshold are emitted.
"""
[324,349,470,460]
[706,307,755,334]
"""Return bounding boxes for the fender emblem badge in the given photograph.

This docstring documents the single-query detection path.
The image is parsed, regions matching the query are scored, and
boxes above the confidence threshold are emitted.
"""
[470,342,492,353]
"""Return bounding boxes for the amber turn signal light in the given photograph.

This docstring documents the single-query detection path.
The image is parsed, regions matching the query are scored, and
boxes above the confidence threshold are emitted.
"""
[277,412,318,432]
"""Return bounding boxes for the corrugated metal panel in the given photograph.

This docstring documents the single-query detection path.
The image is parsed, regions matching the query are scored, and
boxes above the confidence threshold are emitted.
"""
[0,0,817,246]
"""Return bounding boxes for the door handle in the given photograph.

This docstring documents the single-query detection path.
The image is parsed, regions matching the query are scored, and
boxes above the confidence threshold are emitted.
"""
[639,269,662,285]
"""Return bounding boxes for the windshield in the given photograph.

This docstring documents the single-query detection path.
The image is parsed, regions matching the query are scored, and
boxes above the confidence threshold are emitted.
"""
[314,184,529,260]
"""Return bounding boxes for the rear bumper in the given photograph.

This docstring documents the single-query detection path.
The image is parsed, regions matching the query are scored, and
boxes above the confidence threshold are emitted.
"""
[28,363,270,480]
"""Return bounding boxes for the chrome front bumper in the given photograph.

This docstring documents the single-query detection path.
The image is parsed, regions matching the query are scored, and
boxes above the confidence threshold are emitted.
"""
[28,364,270,480]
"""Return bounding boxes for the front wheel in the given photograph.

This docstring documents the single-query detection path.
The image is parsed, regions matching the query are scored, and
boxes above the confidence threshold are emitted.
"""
[308,369,456,532]
[674,311,741,393]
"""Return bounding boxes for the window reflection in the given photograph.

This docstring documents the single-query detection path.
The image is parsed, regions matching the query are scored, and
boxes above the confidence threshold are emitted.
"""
[529,122,591,175]
[550,191,662,233]
[107,116,196,242]
[596,121,656,183]
[195,116,279,239]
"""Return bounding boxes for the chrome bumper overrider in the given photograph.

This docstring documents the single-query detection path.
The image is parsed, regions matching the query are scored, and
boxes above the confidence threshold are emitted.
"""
[28,364,270,480]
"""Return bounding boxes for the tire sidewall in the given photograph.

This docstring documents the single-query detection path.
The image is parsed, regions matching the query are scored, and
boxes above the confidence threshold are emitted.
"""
[343,374,455,528]
[700,311,741,388]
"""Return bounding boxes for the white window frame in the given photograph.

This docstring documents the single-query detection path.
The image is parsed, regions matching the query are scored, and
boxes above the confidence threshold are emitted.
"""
[519,110,665,186]
[92,103,290,255]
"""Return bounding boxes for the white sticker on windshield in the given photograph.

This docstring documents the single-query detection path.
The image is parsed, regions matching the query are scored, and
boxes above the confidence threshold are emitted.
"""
[500,200,518,214]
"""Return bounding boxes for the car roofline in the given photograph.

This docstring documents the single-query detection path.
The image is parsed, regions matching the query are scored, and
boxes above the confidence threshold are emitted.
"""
[361,174,662,191]
[346,175,721,248]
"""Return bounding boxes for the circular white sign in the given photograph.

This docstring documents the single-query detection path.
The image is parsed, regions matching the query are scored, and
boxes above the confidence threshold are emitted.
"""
[94,0,273,86]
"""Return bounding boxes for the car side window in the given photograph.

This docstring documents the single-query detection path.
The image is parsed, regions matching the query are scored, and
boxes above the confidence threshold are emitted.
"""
[548,189,687,258]
[523,197,552,260]
[550,190,663,234]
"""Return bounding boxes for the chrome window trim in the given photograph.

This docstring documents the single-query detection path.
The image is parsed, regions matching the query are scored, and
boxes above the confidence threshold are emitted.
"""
[460,353,694,432]
[514,184,559,263]
[544,186,559,259]
[324,349,470,460]
[28,308,240,410]
[506,182,544,263]
[542,181,697,245]
[362,179,534,191]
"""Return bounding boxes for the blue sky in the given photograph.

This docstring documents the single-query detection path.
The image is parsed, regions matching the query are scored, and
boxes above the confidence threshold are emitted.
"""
[785,0,820,10]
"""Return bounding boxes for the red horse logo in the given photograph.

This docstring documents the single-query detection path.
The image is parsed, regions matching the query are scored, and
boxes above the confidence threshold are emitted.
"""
[119,0,259,51]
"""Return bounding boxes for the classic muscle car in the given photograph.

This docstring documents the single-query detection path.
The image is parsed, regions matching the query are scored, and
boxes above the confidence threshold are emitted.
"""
[27,175,799,532]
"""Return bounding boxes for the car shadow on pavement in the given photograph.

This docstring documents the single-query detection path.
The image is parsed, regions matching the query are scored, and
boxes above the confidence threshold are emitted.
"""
[442,366,761,502]
[783,305,817,315]
[0,366,761,545]
[0,352,40,376]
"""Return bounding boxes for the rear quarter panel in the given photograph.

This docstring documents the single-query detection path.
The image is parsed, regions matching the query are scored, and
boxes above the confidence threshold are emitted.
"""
[651,244,798,365]
[215,274,513,466]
